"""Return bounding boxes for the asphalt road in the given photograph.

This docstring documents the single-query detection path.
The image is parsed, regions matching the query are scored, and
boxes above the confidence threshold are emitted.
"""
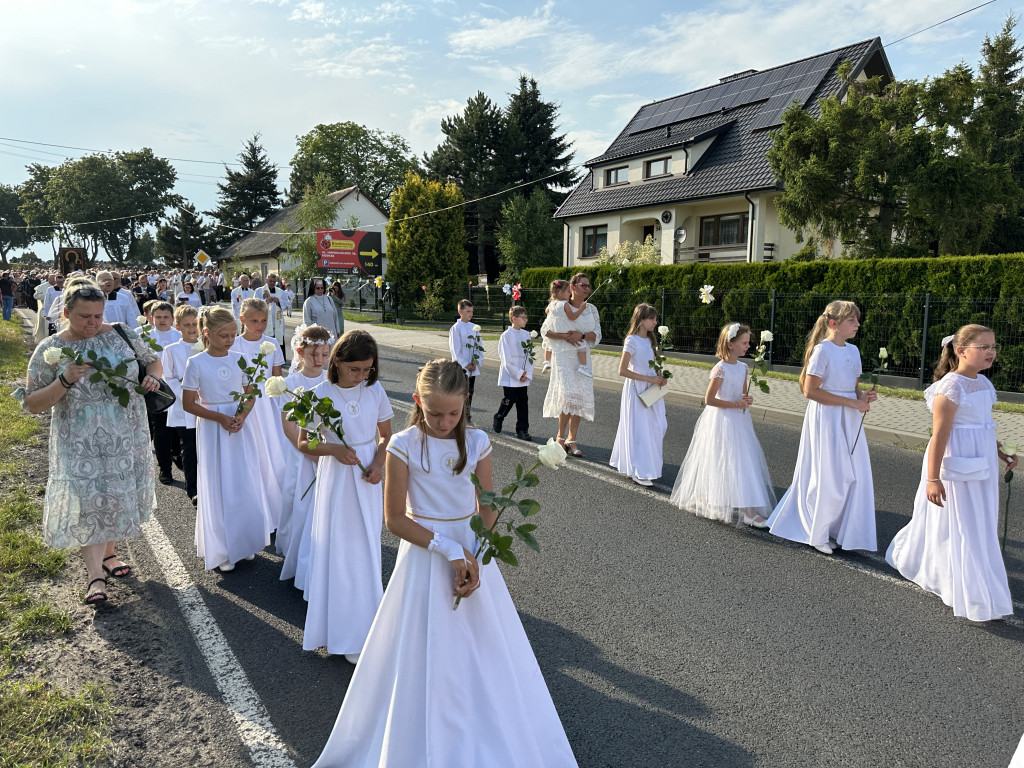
[133,345,1024,768]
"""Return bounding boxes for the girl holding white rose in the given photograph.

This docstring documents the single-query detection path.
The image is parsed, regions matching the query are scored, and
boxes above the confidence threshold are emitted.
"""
[232,298,288,534]
[610,303,668,486]
[312,359,578,768]
[767,300,878,554]
[182,306,270,572]
[886,324,1015,622]
[670,322,776,526]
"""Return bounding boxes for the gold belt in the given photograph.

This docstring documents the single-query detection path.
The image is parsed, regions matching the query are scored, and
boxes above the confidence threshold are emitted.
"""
[406,509,474,522]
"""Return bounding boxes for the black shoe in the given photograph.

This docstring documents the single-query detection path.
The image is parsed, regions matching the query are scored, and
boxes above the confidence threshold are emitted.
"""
[492,414,503,433]
[516,431,532,441]
[159,472,174,485]
[190,496,198,508]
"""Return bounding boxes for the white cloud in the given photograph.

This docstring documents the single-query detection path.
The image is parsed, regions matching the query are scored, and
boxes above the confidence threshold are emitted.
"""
[408,98,464,153]
[448,1,554,53]
[294,37,410,79]
[564,129,614,167]
[289,0,339,25]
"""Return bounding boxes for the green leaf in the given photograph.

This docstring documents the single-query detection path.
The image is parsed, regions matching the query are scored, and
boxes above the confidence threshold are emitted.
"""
[501,483,518,497]
[492,497,515,509]
[514,526,540,552]
[86,349,98,361]
[482,550,493,565]
[118,392,130,408]
[477,490,496,506]
[497,549,519,566]
[134,386,146,395]
[519,474,540,487]
[470,472,480,488]
[469,515,484,535]
[518,499,541,517]
[515,463,523,479]
[89,372,103,383]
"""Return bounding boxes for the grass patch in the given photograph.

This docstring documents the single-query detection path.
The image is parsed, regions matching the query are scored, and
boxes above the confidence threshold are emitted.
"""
[342,311,377,323]
[0,679,113,767]
[0,319,40,474]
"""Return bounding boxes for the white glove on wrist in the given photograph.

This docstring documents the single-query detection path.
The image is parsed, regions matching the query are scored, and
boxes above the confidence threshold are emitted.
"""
[427,532,465,562]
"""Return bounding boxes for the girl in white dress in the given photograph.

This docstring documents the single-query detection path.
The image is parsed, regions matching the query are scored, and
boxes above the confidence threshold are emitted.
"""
[886,325,1015,621]
[182,307,271,572]
[767,300,878,554]
[277,325,332,577]
[302,331,394,657]
[232,298,288,534]
[542,280,590,376]
[670,322,776,526]
[610,303,668,485]
[312,360,578,768]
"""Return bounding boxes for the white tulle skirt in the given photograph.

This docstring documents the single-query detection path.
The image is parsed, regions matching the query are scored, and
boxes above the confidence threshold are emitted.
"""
[194,404,271,570]
[767,398,877,551]
[886,425,1012,622]
[311,516,578,768]
[670,404,776,523]
[278,449,317,583]
[246,392,289,533]
[610,380,667,482]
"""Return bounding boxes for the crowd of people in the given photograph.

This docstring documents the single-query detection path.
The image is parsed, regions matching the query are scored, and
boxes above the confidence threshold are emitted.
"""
[9,267,1019,766]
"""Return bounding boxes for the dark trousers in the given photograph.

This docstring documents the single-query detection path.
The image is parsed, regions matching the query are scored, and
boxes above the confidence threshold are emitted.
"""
[149,411,173,476]
[496,385,529,433]
[174,427,198,499]
[465,374,476,420]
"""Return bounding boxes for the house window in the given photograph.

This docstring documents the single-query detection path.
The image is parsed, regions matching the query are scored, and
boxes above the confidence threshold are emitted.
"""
[605,166,628,186]
[699,213,749,247]
[581,225,607,258]
[644,157,671,178]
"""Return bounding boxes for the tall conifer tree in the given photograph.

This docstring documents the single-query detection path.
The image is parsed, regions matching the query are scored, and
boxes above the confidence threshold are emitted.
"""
[209,133,281,250]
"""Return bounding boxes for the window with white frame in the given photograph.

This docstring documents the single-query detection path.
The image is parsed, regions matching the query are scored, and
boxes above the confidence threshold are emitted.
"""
[581,225,607,258]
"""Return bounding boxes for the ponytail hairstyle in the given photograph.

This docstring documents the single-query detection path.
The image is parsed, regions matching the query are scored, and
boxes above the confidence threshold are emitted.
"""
[548,279,570,302]
[290,324,334,373]
[933,324,993,381]
[799,300,861,390]
[197,306,235,349]
[715,322,751,361]
[626,303,659,350]
[238,297,268,333]
[326,329,378,385]
[409,359,469,474]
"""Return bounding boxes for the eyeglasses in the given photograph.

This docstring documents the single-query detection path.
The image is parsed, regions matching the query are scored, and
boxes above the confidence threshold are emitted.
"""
[314,284,325,290]
[966,344,1001,353]
[345,366,374,376]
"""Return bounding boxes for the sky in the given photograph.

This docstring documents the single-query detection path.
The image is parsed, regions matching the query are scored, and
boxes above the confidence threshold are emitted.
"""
[1,0,1020,228]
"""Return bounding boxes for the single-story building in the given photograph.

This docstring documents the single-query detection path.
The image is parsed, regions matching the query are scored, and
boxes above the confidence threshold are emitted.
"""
[220,186,389,278]
[554,38,893,265]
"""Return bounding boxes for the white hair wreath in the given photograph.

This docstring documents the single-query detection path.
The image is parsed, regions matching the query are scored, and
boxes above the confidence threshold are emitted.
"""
[727,322,741,341]
[291,324,336,353]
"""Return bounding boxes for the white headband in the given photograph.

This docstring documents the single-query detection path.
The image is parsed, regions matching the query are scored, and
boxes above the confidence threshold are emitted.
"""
[941,334,955,348]
[727,322,741,341]
[291,324,336,353]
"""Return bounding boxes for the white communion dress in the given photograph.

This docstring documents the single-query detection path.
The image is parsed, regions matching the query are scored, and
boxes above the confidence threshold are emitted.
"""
[231,335,289,532]
[311,426,578,768]
[182,351,271,570]
[670,360,777,523]
[277,368,326,577]
[609,334,667,482]
[886,373,1013,622]
[301,379,393,652]
[767,340,877,550]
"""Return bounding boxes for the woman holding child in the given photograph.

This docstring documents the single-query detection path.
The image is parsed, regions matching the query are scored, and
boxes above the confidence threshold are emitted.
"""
[542,272,602,456]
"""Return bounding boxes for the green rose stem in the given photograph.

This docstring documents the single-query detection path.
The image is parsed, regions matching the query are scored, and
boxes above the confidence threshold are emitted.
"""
[59,348,172,406]
[231,350,271,416]
[1002,461,1014,554]
[850,349,888,455]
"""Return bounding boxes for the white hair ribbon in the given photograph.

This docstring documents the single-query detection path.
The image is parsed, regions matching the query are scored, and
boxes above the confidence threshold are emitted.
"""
[727,322,741,341]
[941,334,955,348]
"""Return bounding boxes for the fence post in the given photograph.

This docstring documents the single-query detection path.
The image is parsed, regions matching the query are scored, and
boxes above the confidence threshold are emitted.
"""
[918,292,931,388]
[768,290,777,369]
[358,282,363,314]
[660,287,666,323]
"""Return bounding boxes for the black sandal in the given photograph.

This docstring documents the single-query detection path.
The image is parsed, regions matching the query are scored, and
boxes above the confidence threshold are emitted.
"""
[102,555,131,578]
[85,578,108,605]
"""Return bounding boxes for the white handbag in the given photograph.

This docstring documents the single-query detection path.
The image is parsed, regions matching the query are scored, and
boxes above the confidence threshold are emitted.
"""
[638,381,668,408]
[939,456,990,482]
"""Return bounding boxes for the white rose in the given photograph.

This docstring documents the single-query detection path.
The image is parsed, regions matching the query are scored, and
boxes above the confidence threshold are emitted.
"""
[538,438,567,470]
[43,347,62,365]
[761,330,774,343]
[530,330,539,338]
[259,341,276,355]
[191,341,205,352]
[1002,441,1020,457]
[292,385,305,396]
[265,376,287,397]
[621,258,631,267]
[879,347,889,360]
[472,324,481,334]
[658,325,669,336]
[136,315,148,326]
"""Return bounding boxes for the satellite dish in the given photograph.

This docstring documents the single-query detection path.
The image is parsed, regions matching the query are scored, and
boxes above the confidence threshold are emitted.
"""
[674,227,687,244]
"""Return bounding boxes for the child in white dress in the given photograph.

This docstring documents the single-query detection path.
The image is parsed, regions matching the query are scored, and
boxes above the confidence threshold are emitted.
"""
[670,322,776,526]
[610,303,668,486]
[277,325,332,577]
[232,297,288,533]
[301,331,393,658]
[162,305,201,503]
[312,359,578,768]
[767,300,878,554]
[181,307,270,571]
[886,325,1015,621]
[545,280,592,377]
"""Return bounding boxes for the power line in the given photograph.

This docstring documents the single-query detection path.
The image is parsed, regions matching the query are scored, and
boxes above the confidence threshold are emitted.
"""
[888,0,997,46]
[0,136,245,168]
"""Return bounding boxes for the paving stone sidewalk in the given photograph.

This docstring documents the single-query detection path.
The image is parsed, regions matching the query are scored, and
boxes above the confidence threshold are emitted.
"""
[336,319,1024,451]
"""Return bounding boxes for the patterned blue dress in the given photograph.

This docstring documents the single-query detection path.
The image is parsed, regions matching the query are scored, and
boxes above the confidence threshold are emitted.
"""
[16,324,158,548]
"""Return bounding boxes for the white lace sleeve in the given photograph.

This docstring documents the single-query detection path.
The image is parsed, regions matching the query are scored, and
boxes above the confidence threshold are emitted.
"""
[924,374,964,411]
[709,361,725,380]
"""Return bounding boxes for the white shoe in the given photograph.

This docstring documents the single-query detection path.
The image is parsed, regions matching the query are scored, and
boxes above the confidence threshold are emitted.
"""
[218,561,235,572]
[243,555,255,561]
[742,513,768,529]
[632,476,653,487]
[542,361,551,372]
[344,653,360,665]
[577,365,593,378]
[812,542,834,555]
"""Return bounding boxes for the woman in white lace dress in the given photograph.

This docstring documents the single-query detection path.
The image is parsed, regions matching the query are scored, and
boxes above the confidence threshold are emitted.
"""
[542,273,602,457]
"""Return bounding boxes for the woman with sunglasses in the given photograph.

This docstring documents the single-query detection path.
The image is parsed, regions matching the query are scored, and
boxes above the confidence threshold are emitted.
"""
[303,278,344,338]
[15,277,164,606]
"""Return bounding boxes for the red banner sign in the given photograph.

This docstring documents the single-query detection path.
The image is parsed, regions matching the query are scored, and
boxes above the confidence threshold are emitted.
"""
[315,229,383,275]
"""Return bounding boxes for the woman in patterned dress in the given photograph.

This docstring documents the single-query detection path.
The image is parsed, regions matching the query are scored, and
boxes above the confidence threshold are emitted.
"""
[16,278,163,605]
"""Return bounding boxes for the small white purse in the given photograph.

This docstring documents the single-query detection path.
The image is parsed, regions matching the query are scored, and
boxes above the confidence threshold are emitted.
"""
[638,382,668,408]
[939,456,990,482]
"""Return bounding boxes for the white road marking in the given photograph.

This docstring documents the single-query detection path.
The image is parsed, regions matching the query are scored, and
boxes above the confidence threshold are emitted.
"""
[141,517,298,768]
[391,397,1024,627]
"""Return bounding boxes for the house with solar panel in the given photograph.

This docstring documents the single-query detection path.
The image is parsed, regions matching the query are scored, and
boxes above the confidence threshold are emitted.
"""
[554,38,893,266]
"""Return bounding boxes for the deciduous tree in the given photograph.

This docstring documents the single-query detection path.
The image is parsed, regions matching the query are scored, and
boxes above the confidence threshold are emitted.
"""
[0,184,31,269]
[283,173,340,282]
[495,188,562,284]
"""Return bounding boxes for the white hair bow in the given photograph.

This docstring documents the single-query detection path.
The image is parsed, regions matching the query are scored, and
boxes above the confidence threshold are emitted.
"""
[941,334,955,348]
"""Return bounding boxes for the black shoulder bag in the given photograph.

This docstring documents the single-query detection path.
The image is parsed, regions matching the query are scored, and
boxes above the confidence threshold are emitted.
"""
[112,323,176,415]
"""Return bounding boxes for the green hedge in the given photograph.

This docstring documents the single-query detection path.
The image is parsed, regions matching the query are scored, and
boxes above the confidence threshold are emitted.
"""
[520,254,1024,391]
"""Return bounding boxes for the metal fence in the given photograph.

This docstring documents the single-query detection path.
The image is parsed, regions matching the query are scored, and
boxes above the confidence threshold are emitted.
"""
[454,286,1024,392]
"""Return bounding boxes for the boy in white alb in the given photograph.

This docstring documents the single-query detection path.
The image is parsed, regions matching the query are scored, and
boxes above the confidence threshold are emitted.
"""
[448,299,483,423]
[493,306,533,440]
[162,305,201,502]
